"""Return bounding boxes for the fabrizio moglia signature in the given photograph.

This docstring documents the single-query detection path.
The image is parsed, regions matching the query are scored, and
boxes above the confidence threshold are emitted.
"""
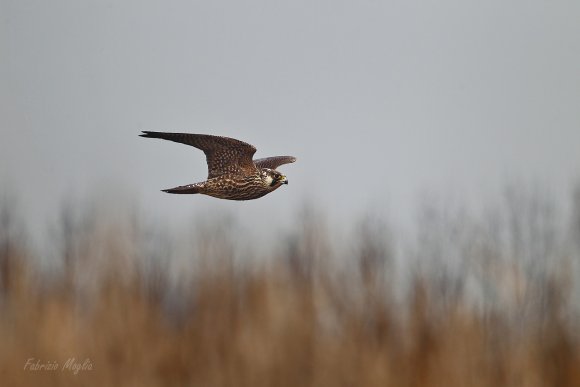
[24,358,93,375]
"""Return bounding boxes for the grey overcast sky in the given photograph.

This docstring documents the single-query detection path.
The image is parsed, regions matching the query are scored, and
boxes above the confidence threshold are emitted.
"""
[1,0,580,243]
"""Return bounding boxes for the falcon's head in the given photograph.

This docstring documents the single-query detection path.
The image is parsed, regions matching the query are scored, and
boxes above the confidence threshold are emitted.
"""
[261,168,288,187]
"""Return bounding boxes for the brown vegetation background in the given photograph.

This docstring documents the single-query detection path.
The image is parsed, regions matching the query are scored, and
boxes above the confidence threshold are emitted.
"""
[1,185,580,386]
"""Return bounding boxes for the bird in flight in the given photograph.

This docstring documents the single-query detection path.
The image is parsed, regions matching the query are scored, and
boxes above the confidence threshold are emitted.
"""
[140,132,296,200]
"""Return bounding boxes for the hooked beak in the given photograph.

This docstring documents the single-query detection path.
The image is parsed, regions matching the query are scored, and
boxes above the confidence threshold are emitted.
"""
[280,175,288,185]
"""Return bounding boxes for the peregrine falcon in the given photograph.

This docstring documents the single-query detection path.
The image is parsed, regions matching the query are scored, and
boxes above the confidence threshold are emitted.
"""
[140,131,296,200]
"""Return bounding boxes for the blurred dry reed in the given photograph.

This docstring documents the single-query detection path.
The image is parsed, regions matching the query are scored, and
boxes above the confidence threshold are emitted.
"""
[1,185,579,387]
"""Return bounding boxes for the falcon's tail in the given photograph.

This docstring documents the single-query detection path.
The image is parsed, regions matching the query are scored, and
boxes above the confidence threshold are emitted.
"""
[162,183,202,194]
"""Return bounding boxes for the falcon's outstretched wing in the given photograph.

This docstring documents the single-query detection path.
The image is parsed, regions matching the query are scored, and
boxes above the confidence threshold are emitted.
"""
[140,131,257,178]
[253,156,296,170]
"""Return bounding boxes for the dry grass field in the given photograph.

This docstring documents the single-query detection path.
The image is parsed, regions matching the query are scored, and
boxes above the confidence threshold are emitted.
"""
[1,187,580,386]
